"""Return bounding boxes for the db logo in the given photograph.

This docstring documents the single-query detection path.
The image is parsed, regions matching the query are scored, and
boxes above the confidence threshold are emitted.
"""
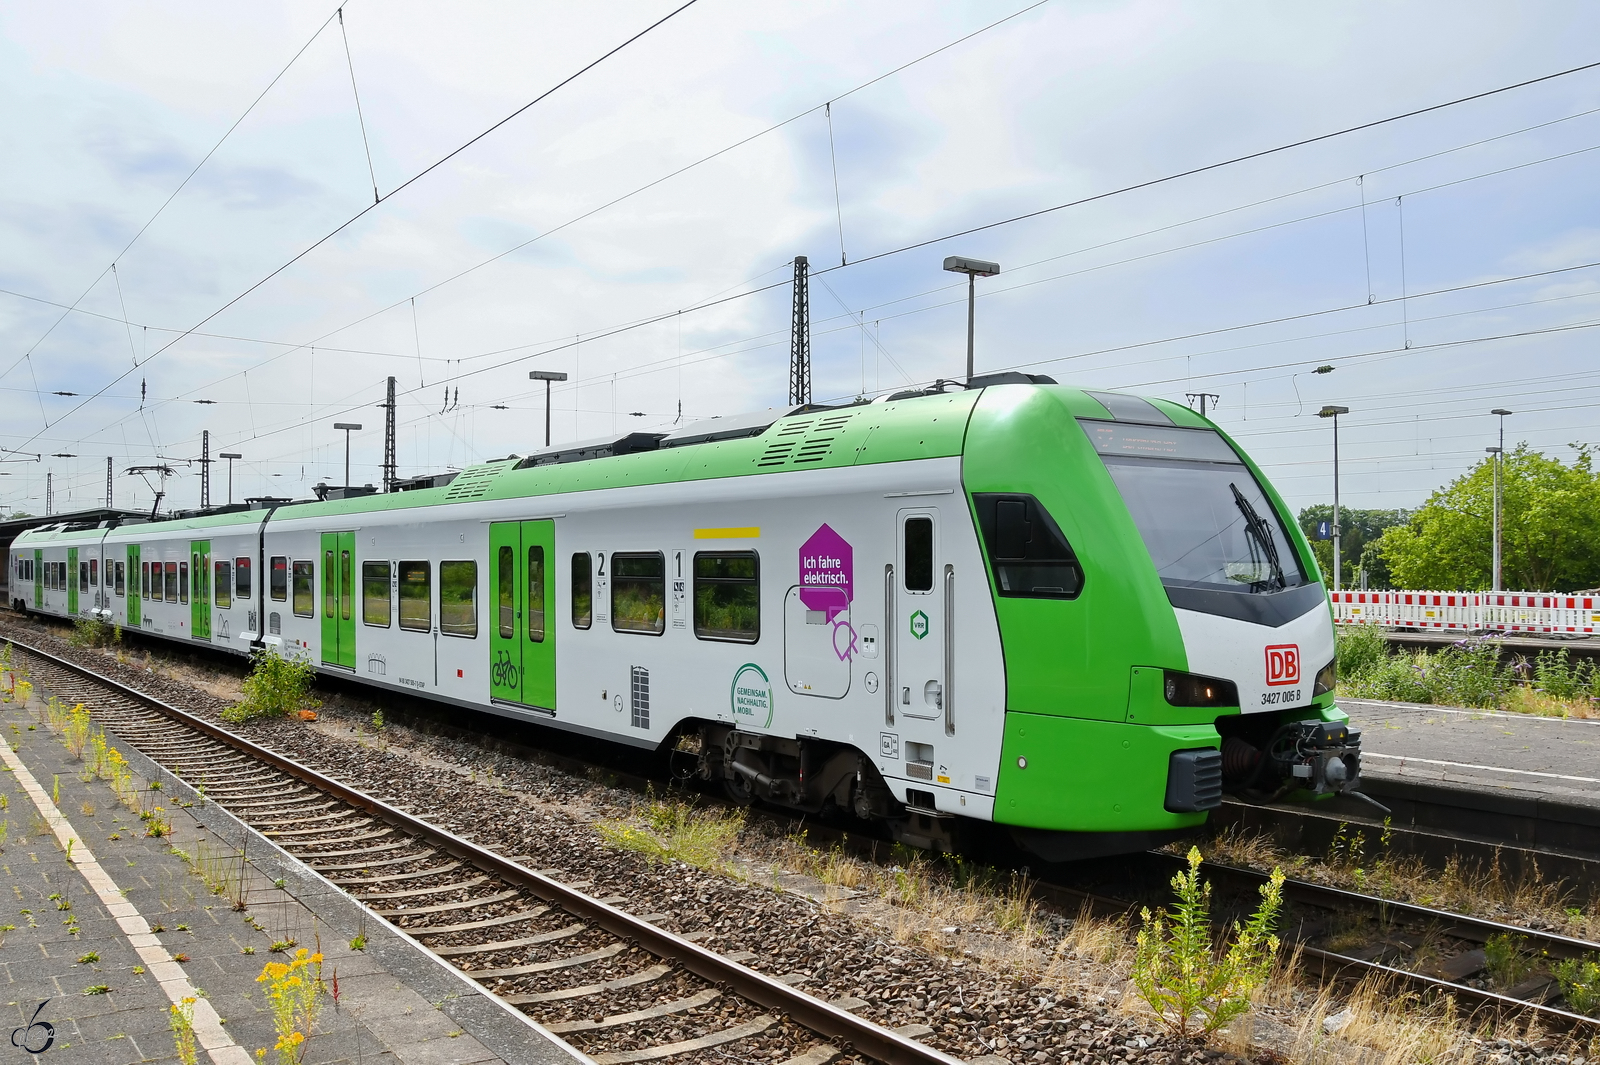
[1265,644,1300,686]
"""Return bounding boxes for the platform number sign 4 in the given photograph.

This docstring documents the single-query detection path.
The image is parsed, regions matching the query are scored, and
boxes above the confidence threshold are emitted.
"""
[1265,644,1300,686]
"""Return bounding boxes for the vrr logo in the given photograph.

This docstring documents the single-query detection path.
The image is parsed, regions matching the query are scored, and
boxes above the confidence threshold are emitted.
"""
[1265,644,1300,686]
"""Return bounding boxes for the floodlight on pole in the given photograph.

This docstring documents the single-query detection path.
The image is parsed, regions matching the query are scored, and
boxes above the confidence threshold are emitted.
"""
[219,452,242,506]
[530,370,569,447]
[333,423,362,490]
[942,256,1000,381]
[1490,408,1513,591]
[1317,405,1350,592]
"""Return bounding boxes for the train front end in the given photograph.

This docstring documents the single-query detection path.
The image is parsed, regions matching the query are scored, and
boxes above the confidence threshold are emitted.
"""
[964,383,1362,862]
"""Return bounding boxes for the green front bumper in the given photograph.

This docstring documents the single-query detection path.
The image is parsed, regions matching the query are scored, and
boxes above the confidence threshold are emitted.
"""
[993,712,1218,832]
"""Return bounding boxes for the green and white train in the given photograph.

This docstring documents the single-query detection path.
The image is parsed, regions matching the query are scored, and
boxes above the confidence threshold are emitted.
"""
[10,378,1362,859]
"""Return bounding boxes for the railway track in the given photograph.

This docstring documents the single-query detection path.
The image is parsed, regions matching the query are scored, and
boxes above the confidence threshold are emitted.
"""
[9,625,1600,1044]
[1149,855,1600,1029]
[2,634,962,1065]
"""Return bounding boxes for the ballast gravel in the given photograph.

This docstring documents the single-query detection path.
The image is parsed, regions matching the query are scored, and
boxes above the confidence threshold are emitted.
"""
[4,615,1577,1065]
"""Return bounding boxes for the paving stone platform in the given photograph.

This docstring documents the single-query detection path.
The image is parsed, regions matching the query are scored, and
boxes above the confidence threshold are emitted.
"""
[1340,696,1600,810]
[0,684,583,1065]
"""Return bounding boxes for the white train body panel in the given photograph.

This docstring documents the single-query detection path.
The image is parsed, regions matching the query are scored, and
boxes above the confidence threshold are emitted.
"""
[11,457,1006,818]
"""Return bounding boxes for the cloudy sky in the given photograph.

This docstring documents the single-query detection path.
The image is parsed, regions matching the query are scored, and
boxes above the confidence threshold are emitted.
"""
[3,1,1599,517]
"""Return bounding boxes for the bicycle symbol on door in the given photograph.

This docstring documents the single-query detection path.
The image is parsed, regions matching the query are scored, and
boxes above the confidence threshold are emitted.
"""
[491,649,519,690]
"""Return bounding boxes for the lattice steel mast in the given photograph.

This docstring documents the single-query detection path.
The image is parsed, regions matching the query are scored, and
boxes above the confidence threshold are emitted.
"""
[788,256,811,407]
[382,375,397,491]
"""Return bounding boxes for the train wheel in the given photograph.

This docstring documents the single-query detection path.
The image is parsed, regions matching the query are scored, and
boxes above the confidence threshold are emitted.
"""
[722,773,754,807]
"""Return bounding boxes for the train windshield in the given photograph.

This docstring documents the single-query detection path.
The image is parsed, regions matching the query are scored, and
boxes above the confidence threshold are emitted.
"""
[1081,420,1307,593]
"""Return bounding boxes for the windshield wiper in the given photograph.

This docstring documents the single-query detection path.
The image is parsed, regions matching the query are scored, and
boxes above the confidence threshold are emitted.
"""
[1229,482,1286,591]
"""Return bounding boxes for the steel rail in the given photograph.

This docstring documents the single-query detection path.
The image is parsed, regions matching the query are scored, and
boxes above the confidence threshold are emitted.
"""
[1139,853,1600,1029]
[4,634,964,1065]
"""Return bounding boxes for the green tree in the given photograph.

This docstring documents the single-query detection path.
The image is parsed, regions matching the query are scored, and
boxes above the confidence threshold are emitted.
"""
[1296,506,1408,589]
[1372,445,1600,592]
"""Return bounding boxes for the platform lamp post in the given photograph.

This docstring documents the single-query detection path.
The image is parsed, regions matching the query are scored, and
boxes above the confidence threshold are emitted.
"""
[219,452,242,506]
[1490,408,1513,591]
[529,370,568,447]
[1318,405,1350,592]
[942,256,1000,381]
[333,423,362,490]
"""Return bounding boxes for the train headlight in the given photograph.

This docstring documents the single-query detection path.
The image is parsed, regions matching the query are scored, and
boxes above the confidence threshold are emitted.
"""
[1312,658,1337,697]
[1162,670,1240,708]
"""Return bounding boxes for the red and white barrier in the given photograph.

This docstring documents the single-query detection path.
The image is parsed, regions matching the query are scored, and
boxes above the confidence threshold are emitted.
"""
[1329,591,1600,634]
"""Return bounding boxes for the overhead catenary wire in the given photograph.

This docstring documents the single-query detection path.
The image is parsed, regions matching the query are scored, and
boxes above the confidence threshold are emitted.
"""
[0,2,347,388]
[12,52,1600,505]
[9,96,1598,387]
[6,0,703,456]
[827,101,846,267]
[25,88,1600,447]
[338,6,381,205]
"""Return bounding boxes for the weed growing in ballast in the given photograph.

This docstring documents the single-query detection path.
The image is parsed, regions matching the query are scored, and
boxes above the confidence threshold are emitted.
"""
[223,647,320,725]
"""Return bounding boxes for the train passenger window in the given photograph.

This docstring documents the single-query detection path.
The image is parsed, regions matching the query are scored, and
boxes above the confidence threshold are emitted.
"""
[362,561,391,627]
[571,553,592,630]
[142,562,150,599]
[904,517,934,592]
[165,562,179,603]
[115,562,125,597]
[80,562,88,592]
[323,548,336,618]
[528,546,545,643]
[236,558,251,598]
[179,561,189,604]
[215,561,232,609]
[270,556,287,601]
[90,559,98,588]
[440,561,477,637]
[340,550,353,622]
[497,547,515,639]
[398,561,431,632]
[291,561,314,617]
[693,552,759,643]
[973,494,1084,600]
[612,553,665,635]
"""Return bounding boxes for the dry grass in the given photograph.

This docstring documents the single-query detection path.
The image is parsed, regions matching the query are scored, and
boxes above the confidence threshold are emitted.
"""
[1286,974,1473,1065]
[1201,824,1597,940]
[1504,685,1599,720]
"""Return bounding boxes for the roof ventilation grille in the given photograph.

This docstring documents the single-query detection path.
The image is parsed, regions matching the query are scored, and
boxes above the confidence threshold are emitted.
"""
[442,459,516,501]
[756,419,814,467]
[756,412,858,468]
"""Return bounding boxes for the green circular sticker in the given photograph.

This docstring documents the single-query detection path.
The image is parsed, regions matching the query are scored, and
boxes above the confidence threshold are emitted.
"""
[730,663,774,728]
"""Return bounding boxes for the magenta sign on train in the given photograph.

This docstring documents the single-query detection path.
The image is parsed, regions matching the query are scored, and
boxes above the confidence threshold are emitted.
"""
[799,524,852,621]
